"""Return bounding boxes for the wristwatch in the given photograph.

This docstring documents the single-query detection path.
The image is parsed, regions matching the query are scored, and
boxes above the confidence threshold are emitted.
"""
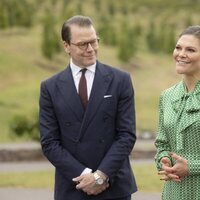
[93,172,104,185]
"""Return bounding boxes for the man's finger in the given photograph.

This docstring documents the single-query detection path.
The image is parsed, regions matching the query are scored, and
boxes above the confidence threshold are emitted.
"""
[72,176,82,183]
[76,181,85,190]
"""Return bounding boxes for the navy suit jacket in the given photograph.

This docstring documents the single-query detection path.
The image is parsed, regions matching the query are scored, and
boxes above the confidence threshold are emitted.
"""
[39,61,137,200]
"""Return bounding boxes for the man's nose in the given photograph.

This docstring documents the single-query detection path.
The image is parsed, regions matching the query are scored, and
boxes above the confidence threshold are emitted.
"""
[86,43,93,51]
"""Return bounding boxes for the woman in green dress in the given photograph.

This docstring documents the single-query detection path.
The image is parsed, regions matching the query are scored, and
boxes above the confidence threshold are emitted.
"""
[155,25,200,199]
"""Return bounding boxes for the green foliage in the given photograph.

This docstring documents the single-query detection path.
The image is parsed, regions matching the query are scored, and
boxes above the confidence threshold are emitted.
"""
[41,9,61,60]
[77,2,84,15]
[107,0,116,16]
[0,0,198,60]
[117,22,139,62]
[0,0,34,29]
[146,21,159,53]
[0,0,198,142]
[146,20,176,54]
[10,113,39,141]
[97,17,117,46]
[184,13,193,27]
[118,36,133,62]
[163,25,176,54]
[61,0,86,20]
[94,0,102,12]
[0,2,8,28]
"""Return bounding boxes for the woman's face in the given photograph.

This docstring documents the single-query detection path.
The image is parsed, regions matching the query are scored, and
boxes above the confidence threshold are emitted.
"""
[173,34,200,78]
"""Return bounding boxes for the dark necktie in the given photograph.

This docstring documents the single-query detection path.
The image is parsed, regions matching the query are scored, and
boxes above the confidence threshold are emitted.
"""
[79,68,88,109]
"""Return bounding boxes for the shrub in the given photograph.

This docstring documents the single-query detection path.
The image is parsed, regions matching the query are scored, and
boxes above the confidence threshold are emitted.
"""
[10,113,39,141]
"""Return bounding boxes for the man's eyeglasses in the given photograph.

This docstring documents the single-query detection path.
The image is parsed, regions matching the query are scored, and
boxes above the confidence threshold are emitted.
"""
[70,38,100,50]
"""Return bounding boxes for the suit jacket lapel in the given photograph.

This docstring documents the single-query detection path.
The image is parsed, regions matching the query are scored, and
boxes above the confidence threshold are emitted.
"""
[56,66,84,121]
[80,62,113,137]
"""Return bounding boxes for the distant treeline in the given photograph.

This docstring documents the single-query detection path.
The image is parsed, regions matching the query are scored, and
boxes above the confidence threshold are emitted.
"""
[0,0,35,28]
[0,0,199,62]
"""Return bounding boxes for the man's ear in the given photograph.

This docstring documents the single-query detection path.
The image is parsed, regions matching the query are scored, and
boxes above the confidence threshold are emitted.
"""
[63,41,70,54]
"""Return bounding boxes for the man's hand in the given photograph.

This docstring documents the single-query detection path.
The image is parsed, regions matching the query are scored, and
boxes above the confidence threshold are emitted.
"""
[72,172,109,195]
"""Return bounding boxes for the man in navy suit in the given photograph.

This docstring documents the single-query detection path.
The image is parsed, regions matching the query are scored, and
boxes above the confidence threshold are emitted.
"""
[39,15,137,200]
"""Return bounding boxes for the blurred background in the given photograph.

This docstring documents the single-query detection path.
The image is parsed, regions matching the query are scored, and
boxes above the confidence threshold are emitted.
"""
[0,0,199,198]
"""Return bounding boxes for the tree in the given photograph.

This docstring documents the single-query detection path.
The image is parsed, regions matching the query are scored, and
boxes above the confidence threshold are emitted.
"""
[146,20,159,53]
[10,112,39,141]
[0,0,34,29]
[0,1,8,28]
[97,17,117,46]
[117,22,139,62]
[163,24,176,54]
[94,0,101,12]
[41,9,61,60]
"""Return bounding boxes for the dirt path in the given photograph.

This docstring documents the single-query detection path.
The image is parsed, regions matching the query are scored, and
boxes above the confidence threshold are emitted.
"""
[0,188,161,200]
[0,140,161,199]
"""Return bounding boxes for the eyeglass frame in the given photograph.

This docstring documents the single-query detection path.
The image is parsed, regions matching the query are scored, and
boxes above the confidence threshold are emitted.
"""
[70,38,100,50]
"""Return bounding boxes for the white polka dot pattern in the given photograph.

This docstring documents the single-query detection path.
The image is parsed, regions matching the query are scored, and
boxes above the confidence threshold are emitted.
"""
[155,81,200,200]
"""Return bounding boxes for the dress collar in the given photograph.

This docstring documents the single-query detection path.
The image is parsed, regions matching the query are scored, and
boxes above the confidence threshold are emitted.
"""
[171,81,200,151]
[171,80,200,113]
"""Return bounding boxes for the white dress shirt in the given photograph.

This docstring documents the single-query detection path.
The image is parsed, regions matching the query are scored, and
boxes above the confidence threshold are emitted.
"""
[70,59,96,175]
[70,59,96,99]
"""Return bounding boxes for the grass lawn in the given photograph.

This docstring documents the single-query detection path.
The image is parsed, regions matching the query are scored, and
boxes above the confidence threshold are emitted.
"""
[0,24,181,143]
[133,163,164,192]
[0,171,54,188]
[0,163,164,192]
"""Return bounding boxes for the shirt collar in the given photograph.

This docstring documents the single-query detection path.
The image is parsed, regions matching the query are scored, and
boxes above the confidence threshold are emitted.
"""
[70,59,96,76]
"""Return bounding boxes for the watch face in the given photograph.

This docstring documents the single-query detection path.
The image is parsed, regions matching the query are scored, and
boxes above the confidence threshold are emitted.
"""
[97,178,104,185]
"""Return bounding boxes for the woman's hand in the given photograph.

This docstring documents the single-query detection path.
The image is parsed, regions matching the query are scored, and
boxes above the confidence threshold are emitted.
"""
[158,153,188,182]
[158,157,180,182]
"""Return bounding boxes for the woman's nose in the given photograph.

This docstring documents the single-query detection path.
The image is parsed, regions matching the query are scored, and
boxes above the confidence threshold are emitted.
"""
[178,50,187,57]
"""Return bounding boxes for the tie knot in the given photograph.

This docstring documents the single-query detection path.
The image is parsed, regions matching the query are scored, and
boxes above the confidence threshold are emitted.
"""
[80,68,87,75]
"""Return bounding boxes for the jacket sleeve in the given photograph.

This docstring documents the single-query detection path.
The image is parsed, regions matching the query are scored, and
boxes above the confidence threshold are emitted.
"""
[97,73,136,180]
[154,94,172,171]
[39,81,86,180]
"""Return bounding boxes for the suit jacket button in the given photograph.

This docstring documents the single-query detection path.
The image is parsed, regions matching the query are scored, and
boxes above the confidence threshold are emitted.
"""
[66,122,71,126]
[99,139,105,143]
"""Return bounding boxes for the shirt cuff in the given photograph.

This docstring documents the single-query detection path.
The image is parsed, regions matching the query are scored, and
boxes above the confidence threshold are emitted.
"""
[81,168,92,175]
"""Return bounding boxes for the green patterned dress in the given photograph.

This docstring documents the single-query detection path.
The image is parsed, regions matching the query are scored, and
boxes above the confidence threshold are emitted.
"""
[155,80,200,200]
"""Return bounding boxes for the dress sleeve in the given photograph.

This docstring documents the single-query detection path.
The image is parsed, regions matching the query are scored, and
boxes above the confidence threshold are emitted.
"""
[154,94,172,170]
[188,160,200,175]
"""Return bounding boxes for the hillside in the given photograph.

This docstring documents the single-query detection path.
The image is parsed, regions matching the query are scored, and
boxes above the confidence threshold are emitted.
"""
[0,27,180,142]
[1,0,197,142]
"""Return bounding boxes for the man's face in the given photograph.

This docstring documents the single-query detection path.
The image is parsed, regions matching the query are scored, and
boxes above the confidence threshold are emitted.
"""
[64,24,99,68]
